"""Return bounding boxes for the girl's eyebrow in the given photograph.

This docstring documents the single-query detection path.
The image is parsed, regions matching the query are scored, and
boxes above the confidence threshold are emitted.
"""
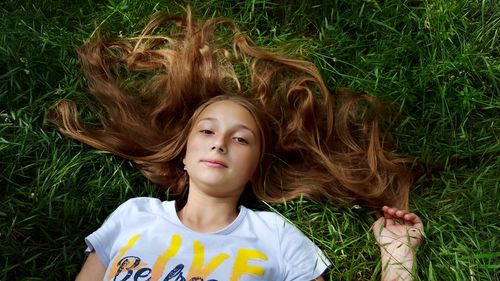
[198,117,256,137]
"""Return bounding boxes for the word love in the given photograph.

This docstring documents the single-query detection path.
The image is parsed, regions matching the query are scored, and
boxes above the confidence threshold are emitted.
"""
[107,234,268,281]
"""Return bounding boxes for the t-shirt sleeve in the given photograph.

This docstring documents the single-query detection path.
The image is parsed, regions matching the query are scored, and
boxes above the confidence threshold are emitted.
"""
[84,198,136,266]
[277,216,331,280]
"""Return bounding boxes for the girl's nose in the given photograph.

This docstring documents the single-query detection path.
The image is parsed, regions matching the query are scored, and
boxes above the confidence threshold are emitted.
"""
[211,137,227,153]
[211,144,226,153]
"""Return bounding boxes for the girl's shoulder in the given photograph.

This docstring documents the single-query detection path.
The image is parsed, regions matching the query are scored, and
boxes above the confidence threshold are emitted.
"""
[116,196,167,209]
[243,207,295,236]
[245,208,284,222]
[243,207,331,277]
[107,197,175,221]
[121,196,166,205]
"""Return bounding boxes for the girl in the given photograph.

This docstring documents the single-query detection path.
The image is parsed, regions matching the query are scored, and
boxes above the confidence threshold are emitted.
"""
[48,8,423,281]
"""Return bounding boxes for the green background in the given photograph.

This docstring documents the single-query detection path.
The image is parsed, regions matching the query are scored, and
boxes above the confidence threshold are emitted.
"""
[1,0,498,280]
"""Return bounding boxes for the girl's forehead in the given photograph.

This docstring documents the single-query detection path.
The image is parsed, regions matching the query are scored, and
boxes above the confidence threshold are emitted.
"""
[198,101,253,121]
[195,100,261,134]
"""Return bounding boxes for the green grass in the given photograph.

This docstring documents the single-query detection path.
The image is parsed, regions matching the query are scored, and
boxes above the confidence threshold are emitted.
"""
[1,0,498,280]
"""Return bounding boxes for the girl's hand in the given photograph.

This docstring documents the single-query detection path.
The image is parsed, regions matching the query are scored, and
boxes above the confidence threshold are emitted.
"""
[372,206,424,281]
[372,206,424,251]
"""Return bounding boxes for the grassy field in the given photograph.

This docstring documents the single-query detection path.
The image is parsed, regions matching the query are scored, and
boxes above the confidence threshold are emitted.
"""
[1,0,498,280]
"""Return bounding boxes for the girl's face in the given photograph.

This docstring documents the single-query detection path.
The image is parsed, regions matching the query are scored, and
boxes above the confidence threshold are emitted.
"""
[183,100,262,199]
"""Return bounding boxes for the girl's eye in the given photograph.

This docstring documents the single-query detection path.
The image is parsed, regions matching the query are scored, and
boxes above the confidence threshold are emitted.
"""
[234,137,248,144]
[200,130,213,135]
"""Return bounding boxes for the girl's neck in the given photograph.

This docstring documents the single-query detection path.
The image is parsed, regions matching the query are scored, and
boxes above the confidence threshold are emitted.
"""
[177,190,240,233]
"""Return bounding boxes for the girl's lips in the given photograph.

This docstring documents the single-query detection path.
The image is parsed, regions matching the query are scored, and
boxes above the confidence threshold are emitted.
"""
[201,160,228,168]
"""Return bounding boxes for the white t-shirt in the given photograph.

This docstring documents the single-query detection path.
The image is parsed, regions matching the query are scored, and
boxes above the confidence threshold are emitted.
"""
[85,197,330,281]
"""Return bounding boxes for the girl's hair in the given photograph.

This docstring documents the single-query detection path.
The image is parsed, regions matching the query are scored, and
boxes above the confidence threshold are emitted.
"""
[47,8,412,209]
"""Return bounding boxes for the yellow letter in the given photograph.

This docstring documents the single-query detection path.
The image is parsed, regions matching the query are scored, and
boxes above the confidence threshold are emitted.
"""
[107,234,141,281]
[150,234,182,281]
[230,249,267,281]
[187,240,230,279]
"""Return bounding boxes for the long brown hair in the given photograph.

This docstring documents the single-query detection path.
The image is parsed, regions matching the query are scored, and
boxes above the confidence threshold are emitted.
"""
[47,8,412,209]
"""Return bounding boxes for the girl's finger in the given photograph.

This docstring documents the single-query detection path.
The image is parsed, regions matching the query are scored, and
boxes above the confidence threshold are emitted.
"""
[411,214,424,229]
[382,206,398,217]
[404,213,417,222]
[383,206,397,215]
[395,209,409,218]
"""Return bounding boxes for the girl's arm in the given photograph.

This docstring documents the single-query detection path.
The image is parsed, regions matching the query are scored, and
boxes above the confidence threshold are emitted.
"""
[372,206,424,281]
[75,252,106,281]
